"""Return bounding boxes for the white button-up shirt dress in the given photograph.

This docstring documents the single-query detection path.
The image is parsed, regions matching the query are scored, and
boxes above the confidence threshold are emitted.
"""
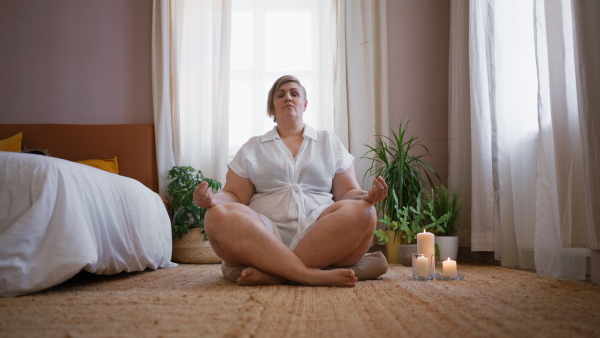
[228,124,354,249]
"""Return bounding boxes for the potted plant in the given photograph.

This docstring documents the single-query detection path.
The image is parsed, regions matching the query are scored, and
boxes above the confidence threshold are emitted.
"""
[424,185,462,263]
[167,166,222,264]
[363,120,441,263]
[375,192,448,266]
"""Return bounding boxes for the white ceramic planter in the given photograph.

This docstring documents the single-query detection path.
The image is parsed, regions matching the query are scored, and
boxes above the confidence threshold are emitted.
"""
[435,236,459,263]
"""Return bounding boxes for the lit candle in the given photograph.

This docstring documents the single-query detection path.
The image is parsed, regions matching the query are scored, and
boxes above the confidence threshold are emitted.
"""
[417,229,435,256]
[443,257,457,278]
[416,255,429,278]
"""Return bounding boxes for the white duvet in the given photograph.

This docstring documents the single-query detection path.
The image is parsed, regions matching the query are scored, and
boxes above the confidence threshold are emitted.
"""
[0,152,175,297]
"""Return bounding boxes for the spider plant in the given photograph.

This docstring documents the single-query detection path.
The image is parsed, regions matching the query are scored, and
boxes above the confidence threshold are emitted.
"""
[363,119,441,242]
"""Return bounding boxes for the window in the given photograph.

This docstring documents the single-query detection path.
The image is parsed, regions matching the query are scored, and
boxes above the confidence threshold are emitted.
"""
[229,0,327,157]
[495,0,538,139]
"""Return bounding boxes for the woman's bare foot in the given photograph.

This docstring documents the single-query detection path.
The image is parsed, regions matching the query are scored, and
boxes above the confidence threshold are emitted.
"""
[238,267,286,286]
[304,268,357,287]
[237,267,357,287]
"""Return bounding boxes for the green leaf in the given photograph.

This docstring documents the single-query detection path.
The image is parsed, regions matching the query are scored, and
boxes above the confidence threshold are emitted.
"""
[374,229,389,243]
[166,166,223,239]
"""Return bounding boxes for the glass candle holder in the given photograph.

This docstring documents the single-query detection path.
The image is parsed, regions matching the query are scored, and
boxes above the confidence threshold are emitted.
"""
[412,253,434,281]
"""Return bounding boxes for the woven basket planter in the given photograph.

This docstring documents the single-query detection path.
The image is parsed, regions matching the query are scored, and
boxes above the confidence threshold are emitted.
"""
[172,228,221,264]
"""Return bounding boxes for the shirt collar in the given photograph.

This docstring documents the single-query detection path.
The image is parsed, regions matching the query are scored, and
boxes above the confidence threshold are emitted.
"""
[260,124,318,142]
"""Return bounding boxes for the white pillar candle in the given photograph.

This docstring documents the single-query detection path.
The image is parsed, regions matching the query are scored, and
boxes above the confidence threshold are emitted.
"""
[443,257,457,278]
[417,230,435,256]
[416,255,429,278]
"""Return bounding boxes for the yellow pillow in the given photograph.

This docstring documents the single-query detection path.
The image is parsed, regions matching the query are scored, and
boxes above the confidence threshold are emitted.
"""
[0,132,23,152]
[76,156,119,174]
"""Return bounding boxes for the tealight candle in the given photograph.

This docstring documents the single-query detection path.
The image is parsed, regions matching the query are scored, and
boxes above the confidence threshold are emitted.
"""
[416,255,429,278]
[443,257,457,278]
[417,229,435,256]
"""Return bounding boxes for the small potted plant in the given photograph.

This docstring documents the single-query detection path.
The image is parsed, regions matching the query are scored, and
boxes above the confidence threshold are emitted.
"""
[363,119,441,263]
[167,166,222,264]
[424,185,462,263]
[375,192,448,266]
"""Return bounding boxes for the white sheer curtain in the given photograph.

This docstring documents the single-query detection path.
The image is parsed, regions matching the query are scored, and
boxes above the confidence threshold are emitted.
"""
[334,0,389,189]
[450,0,599,280]
[152,0,388,194]
[152,0,231,194]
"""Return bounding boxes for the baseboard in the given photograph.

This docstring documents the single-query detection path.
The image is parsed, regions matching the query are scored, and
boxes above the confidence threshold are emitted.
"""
[456,247,596,283]
[370,244,502,266]
[457,247,501,266]
[371,240,598,283]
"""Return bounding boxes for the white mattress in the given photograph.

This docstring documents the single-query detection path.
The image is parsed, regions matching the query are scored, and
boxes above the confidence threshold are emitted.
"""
[0,152,176,297]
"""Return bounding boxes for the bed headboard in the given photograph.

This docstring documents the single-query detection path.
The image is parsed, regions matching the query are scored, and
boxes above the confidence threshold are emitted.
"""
[0,124,159,193]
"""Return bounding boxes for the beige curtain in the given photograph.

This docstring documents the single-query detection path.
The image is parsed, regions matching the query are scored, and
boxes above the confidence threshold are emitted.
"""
[334,0,389,189]
[153,0,387,193]
[151,0,176,196]
[450,0,599,280]
[448,0,472,249]
[572,0,600,251]
[152,0,231,195]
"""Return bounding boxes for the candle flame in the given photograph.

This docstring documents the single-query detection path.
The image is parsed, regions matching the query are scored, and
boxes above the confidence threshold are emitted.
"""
[447,257,451,261]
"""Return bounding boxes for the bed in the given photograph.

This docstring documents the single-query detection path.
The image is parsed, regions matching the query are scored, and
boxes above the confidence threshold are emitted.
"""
[0,124,175,297]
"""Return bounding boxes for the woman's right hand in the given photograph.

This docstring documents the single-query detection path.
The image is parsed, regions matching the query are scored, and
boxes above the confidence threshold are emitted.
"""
[193,181,216,208]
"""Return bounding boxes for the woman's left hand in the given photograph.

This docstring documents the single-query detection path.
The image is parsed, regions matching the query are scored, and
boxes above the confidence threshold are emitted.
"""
[362,176,388,204]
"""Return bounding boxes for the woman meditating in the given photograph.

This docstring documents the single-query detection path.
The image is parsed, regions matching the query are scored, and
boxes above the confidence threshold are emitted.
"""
[193,75,388,287]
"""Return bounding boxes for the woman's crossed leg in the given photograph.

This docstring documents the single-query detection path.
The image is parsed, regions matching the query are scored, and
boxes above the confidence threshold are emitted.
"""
[204,200,376,287]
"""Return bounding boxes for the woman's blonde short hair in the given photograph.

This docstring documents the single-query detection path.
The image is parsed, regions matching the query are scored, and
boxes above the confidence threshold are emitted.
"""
[267,75,307,122]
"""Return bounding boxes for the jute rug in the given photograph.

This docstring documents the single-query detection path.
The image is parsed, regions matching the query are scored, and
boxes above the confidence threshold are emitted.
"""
[1,262,599,337]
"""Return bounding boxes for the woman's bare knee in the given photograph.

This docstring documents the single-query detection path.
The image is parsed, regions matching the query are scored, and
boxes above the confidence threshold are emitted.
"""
[206,203,253,226]
[204,204,246,238]
[339,200,377,231]
[204,205,227,233]
[362,204,377,230]
[205,203,267,239]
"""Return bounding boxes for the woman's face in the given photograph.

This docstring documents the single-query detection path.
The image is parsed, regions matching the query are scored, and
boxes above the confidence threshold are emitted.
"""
[273,81,307,123]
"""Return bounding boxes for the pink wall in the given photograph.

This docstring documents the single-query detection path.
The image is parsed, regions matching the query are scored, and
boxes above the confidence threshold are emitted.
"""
[0,0,152,124]
[386,0,450,184]
[0,0,450,182]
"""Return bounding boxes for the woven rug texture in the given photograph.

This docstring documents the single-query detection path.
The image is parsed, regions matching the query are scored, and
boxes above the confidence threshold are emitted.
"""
[1,263,599,338]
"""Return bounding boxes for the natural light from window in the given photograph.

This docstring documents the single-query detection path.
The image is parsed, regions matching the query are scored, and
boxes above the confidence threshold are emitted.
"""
[265,13,312,71]
[229,0,321,158]
[496,0,538,138]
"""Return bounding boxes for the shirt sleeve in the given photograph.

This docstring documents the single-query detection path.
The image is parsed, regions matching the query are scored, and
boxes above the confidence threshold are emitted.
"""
[227,142,250,178]
[328,131,355,173]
